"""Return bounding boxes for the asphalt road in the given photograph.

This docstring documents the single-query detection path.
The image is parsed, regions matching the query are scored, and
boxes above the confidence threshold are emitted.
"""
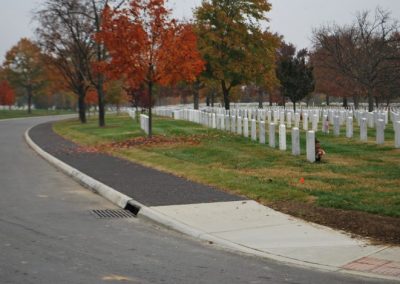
[0,116,392,284]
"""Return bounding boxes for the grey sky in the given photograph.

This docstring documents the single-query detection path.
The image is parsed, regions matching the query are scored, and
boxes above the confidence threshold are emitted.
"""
[1,0,400,62]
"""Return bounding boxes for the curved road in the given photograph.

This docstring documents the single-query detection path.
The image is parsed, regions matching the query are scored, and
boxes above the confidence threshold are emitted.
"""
[0,116,391,284]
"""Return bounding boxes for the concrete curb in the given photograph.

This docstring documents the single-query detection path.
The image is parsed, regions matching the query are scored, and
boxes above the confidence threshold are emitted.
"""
[24,124,399,282]
[25,126,132,209]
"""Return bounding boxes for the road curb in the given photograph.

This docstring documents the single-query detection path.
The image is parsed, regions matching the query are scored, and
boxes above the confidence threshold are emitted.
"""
[25,126,132,209]
[24,124,399,282]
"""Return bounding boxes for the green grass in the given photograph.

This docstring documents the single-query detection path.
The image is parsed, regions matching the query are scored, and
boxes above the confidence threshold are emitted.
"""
[0,109,75,120]
[53,114,400,218]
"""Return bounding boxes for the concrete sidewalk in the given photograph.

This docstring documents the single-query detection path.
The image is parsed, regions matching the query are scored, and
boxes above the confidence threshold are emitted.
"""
[27,122,400,281]
[149,201,400,279]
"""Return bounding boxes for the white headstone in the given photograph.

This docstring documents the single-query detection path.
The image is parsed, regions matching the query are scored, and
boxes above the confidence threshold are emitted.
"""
[303,113,308,130]
[322,115,329,134]
[368,112,374,128]
[212,113,217,129]
[360,117,368,142]
[231,115,236,133]
[339,111,345,126]
[280,111,285,125]
[269,123,276,148]
[267,111,272,123]
[279,124,286,150]
[333,115,340,136]
[306,131,316,163]
[346,116,353,138]
[287,112,292,128]
[274,110,279,124]
[292,127,300,156]
[294,113,300,128]
[225,115,230,131]
[237,116,242,135]
[251,119,257,141]
[376,119,385,145]
[243,117,249,138]
[259,121,266,144]
[312,114,318,132]
[395,121,400,148]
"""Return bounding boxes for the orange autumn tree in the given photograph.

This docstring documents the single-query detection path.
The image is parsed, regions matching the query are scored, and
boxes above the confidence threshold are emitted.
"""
[97,0,204,136]
[0,80,16,109]
[85,89,98,109]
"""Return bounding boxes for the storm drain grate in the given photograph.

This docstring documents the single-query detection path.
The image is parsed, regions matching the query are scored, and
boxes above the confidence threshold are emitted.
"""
[91,209,136,219]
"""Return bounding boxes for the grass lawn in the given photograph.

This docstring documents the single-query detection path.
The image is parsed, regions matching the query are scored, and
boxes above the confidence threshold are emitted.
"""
[0,109,75,120]
[54,113,400,219]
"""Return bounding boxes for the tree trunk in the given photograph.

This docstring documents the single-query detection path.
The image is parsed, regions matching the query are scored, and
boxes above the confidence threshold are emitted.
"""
[269,92,273,106]
[386,96,391,107]
[78,94,87,123]
[281,93,286,107]
[374,96,379,109]
[342,97,348,108]
[353,95,359,109]
[97,74,106,127]
[293,100,296,112]
[92,1,106,127]
[258,89,263,109]
[221,80,230,110]
[367,91,374,112]
[326,94,330,106]
[206,95,210,107]
[148,80,153,137]
[27,85,32,114]
[211,92,215,107]
[134,92,139,122]
[193,91,199,110]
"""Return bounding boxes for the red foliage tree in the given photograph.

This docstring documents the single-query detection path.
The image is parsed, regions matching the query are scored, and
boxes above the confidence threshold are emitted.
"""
[96,0,204,136]
[0,80,16,109]
[85,89,98,107]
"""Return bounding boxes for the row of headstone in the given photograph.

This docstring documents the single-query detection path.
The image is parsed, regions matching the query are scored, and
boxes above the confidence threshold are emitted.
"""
[153,108,174,118]
[0,105,35,111]
[173,110,318,161]
[171,106,396,129]
[155,106,400,150]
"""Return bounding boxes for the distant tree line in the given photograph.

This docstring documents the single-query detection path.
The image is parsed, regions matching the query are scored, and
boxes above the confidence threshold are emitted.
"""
[1,1,399,131]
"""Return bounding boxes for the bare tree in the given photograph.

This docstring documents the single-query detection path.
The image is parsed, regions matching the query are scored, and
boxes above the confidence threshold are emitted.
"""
[35,0,94,123]
[313,8,400,111]
[35,0,127,125]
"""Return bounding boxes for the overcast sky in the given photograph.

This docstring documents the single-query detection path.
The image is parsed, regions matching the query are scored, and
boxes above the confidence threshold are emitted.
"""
[1,0,400,62]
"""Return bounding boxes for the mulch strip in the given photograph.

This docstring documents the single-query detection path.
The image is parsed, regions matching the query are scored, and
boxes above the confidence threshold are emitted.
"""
[102,135,202,148]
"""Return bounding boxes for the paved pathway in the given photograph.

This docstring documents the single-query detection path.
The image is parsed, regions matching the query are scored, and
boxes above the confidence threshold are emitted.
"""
[25,118,400,282]
[30,122,242,206]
